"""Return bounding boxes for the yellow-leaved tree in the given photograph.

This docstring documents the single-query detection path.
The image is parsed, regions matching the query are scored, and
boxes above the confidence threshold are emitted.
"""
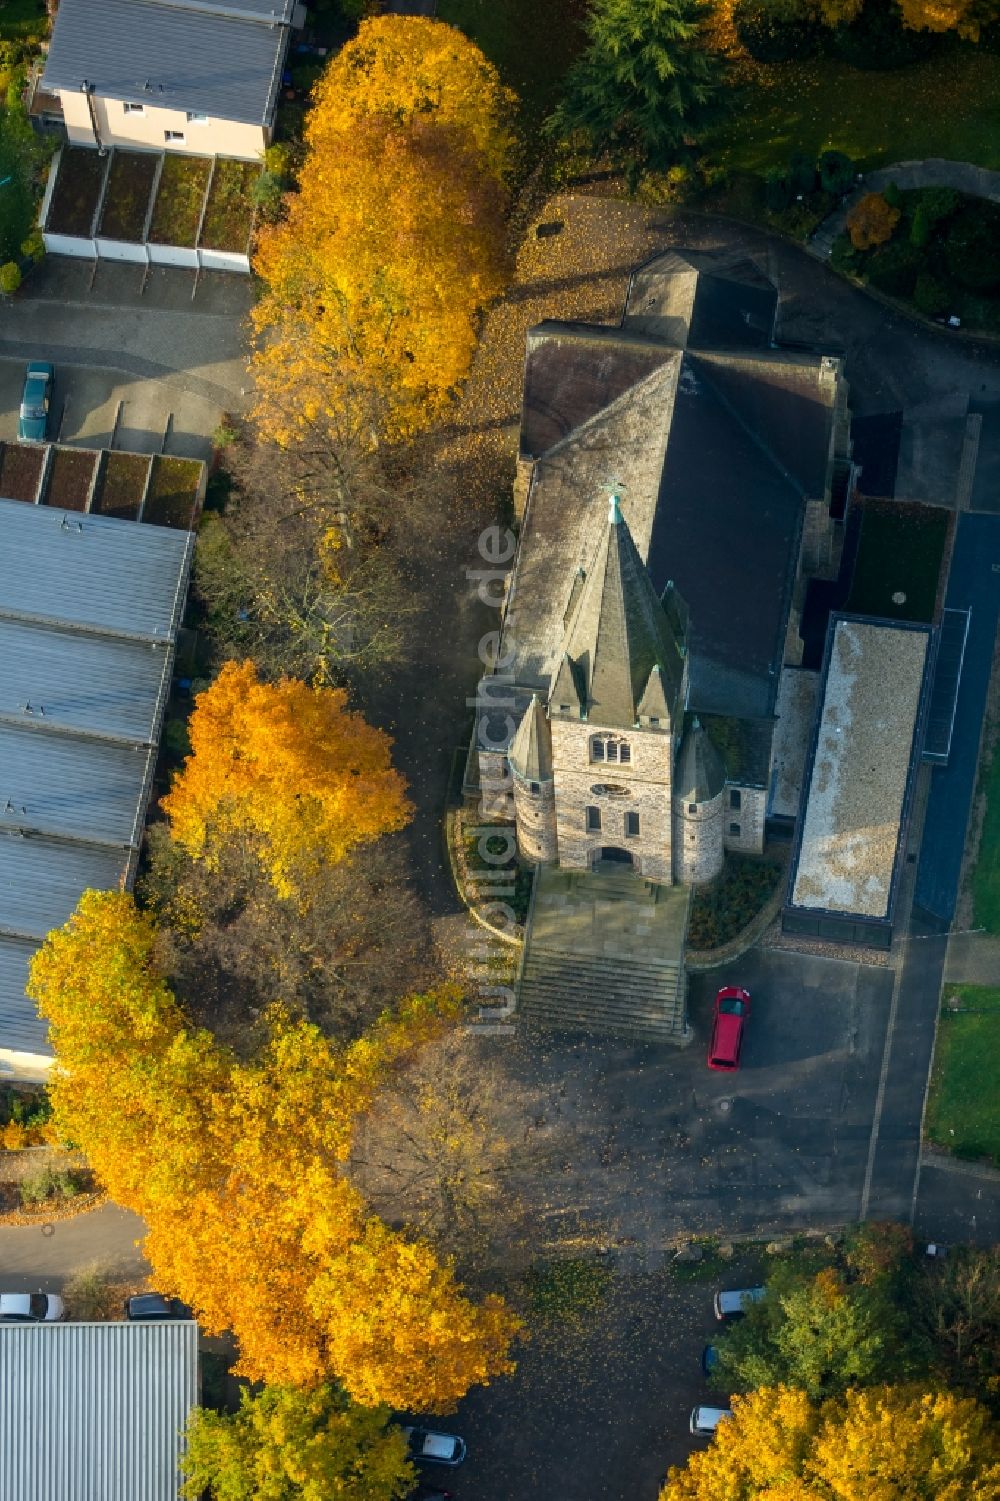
[28,893,520,1408]
[251,16,517,445]
[659,1384,1000,1500]
[898,0,983,34]
[161,660,411,900]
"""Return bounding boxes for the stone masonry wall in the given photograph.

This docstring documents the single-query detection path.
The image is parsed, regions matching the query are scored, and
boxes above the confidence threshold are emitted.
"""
[550,717,674,880]
[512,773,559,863]
[672,789,724,884]
[478,747,515,821]
[722,784,767,854]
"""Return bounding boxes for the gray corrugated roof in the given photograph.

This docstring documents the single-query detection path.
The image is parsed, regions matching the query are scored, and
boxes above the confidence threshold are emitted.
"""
[0,725,154,847]
[41,0,291,127]
[0,620,172,744]
[0,834,128,940]
[0,938,46,1053]
[0,1321,198,1501]
[0,499,192,641]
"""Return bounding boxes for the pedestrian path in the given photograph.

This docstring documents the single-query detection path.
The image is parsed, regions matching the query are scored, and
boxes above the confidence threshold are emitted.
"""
[811,158,1000,259]
[944,929,1000,985]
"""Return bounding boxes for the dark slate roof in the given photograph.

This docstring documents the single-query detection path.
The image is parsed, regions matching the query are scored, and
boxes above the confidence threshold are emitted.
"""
[42,0,293,125]
[552,495,686,730]
[520,323,677,461]
[624,250,777,350]
[509,694,553,781]
[674,718,725,803]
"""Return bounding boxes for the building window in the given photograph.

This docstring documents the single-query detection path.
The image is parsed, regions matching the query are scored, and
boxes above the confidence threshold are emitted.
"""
[186,112,209,124]
[648,716,660,727]
[729,822,741,836]
[530,781,540,794]
[730,789,742,811]
[123,102,145,115]
[625,811,640,838]
[688,802,697,814]
[586,805,601,832]
[164,130,185,143]
[591,733,631,765]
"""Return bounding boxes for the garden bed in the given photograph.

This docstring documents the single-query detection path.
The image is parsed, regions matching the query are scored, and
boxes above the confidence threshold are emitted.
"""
[199,158,261,251]
[90,450,151,520]
[0,440,44,501]
[45,146,108,237]
[149,153,212,246]
[833,186,1000,334]
[98,149,159,242]
[845,498,950,623]
[142,455,202,529]
[688,853,784,950]
[41,445,97,511]
[925,984,1000,1165]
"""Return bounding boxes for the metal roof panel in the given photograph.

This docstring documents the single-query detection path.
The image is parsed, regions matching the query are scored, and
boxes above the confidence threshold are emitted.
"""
[0,724,155,847]
[0,834,128,941]
[0,938,47,1053]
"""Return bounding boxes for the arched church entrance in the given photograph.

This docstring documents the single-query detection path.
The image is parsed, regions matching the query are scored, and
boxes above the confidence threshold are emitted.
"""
[594,846,634,869]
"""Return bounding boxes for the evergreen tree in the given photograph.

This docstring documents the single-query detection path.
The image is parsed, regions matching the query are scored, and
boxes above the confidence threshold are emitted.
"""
[545,0,724,179]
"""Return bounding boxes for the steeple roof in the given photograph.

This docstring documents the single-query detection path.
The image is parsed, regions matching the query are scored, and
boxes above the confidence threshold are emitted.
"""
[675,717,725,803]
[509,694,553,781]
[550,495,686,730]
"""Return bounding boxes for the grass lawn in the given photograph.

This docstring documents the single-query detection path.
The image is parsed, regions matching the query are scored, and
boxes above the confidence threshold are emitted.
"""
[925,984,1000,1164]
[706,47,1000,177]
[972,732,1000,933]
[436,0,585,134]
[845,498,950,623]
[0,0,47,41]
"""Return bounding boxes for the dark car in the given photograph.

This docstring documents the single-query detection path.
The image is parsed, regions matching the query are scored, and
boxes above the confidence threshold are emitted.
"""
[410,1486,455,1501]
[17,361,54,442]
[124,1293,192,1321]
[403,1427,467,1467]
[707,985,751,1071]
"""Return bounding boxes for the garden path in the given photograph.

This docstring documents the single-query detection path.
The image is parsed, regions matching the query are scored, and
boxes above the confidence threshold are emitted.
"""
[811,158,1000,258]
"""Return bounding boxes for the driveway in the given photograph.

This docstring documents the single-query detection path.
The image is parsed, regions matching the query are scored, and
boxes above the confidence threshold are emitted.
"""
[0,255,252,462]
[0,1203,148,1293]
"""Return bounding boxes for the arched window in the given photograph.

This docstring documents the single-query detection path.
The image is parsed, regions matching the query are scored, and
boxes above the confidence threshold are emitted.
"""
[590,733,631,766]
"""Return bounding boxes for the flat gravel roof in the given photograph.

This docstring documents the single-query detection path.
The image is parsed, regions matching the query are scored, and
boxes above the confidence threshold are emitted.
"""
[791,618,929,919]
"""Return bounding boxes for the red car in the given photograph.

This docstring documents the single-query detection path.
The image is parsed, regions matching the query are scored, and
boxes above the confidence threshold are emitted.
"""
[707,986,751,1071]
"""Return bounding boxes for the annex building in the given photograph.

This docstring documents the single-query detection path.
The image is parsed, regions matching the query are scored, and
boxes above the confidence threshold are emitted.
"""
[0,497,192,1079]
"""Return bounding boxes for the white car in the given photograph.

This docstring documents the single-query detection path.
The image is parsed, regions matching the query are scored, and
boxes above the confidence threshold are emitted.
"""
[403,1426,467,1467]
[690,1405,733,1436]
[0,1292,65,1322]
[713,1285,765,1320]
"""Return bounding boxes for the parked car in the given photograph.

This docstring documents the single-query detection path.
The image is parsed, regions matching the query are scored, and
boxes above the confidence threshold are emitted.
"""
[714,1286,766,1321]
[403,1427,467,1467]
[17,361,54,442]
[410,1485,455,1501]
[707,985,751,1071]
[701,1343,720,1377]
[0,1291,65,1322]
[689,1405,733,1437]
[124,1293,192,1321]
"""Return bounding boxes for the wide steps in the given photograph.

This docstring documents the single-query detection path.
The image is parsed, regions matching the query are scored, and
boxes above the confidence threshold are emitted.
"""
[518,945,687,1041]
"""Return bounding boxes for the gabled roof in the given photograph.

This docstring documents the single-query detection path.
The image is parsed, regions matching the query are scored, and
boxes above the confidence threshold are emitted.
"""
[552,495,686,730]
[624,250,778,350]
[42,0,294,126]
[509,694,553,781]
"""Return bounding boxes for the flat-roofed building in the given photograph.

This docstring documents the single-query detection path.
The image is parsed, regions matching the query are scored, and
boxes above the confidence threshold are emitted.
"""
[0,498,192,1079]
[0,1319,198,1501]
[783,615,933,949]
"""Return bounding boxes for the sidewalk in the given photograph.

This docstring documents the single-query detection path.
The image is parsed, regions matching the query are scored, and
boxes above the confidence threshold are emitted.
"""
[944,929,1000,986]
[811,157,1000,258]
[0,1203,147,1293]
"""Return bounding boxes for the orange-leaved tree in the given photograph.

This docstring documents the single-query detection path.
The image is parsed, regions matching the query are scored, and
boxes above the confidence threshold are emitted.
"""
[659,1383,1000,1500]
[161,660,411,900]
[898,0,982,34]
[251,16,517,446]
[846,191,901,250]
[28,898,519,1408]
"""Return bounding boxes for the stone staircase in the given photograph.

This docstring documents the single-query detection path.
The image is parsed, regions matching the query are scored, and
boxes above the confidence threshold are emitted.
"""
[517,867,692,1043]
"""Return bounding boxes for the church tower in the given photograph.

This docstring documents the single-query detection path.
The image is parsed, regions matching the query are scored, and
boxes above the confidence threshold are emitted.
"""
[672,717,725,885]
[509,693,557,864]
[542,494,688,883]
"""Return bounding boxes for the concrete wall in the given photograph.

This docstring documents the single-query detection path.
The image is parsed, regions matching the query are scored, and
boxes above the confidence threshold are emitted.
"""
[722,784,767,854]
[672,788,724,885]
[60,90,265,160]
[512,773,558,864]
[550,718,674,880]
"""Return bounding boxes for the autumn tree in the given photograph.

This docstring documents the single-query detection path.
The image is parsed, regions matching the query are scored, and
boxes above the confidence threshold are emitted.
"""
[916,1244,1000,1402]
[180,1385,415,1501]
[660,1384,1000,1501]
[28,898,519,1408]
[161,661,411,900]
[846,191,900,250]
[897,0,989,34]
[545,0,725,181]
[251,17,517,446]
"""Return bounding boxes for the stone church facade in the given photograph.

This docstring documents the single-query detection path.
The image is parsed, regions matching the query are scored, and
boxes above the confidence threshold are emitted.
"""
[471,248,854,890]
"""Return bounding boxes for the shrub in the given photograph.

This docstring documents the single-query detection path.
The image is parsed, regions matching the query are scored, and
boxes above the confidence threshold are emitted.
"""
[734,0,822,59]
[19,1167,83,1206]
[910,186,960,247]
[846,191,900,249]
[913,272,952,316]
[0,261,21,295]
[818,148,854,196]
[865,238,923,295]
[765,167,794,213]
[19,227,44,263]
[882,180,903,209]
[789,149,817,197]
[945,202,1000,292]
[833,0,942,68]
[830,232,861,273]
